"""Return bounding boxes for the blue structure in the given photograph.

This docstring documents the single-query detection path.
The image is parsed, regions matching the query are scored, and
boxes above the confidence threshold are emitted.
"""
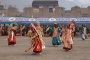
[0,17,90,26]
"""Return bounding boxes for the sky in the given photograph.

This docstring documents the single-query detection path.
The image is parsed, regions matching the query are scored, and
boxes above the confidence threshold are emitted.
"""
[1,0,90,12]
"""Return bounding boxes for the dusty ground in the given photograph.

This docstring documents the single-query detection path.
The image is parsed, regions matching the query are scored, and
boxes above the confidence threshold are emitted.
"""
[0,36,90,60]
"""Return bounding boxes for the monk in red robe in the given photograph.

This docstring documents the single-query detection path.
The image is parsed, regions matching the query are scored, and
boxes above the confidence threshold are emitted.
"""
[63,21,75,51]
[25,23,42,54]
[8,23,18,46]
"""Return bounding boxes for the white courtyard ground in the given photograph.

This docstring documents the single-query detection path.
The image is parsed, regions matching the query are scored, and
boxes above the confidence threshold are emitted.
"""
[0,36,90,60]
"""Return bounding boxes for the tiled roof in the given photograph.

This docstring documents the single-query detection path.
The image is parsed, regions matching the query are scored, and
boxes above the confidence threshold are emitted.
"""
[32,0,58,7]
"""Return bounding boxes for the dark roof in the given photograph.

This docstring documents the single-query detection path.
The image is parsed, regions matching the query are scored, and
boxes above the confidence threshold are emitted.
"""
[0,5,4,10]
[32,0,58,7]
[34,0,58,1]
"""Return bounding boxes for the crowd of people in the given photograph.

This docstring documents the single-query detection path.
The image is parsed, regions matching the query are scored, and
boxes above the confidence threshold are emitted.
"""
[0,21,90,54]
[0,23,90,37]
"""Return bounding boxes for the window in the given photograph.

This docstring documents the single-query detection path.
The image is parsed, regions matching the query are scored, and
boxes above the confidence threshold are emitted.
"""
[49,8,54,13]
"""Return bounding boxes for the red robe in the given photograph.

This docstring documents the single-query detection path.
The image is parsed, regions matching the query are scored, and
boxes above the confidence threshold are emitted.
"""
[33,36,42,53]
[8,29,16,45]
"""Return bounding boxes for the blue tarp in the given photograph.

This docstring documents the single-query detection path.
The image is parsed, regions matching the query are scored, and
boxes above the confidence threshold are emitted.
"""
[0,17,90,24]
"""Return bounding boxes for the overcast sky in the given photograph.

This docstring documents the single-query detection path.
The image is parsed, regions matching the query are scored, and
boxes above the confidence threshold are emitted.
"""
[1,0,90,12]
